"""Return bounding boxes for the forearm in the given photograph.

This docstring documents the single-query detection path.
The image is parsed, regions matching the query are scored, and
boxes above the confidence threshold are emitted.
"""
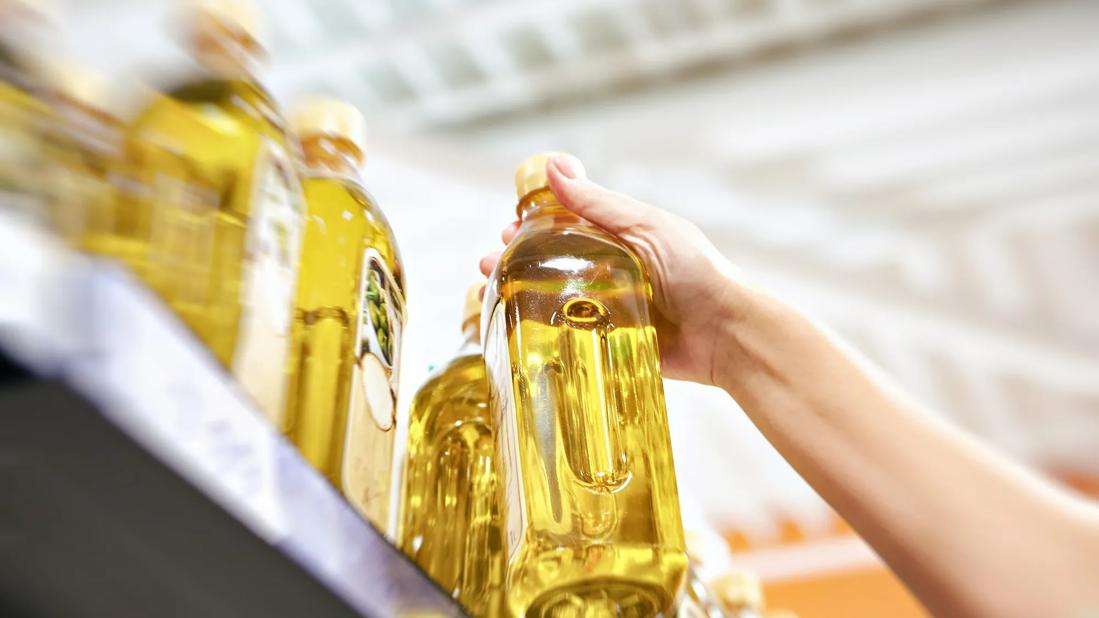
[713,286,1099,618]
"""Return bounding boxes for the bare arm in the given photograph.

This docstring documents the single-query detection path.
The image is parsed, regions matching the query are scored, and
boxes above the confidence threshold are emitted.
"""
[714,285,1099,618]
[481,155,1099,618]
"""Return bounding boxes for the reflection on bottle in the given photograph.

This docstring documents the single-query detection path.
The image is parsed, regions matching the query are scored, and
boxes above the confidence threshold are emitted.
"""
[553,296,629,494]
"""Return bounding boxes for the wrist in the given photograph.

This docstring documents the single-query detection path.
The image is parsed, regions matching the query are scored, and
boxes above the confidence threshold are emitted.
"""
[708,274,772,393]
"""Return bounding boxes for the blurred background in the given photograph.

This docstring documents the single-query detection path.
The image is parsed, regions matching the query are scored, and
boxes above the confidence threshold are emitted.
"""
[31,0,1099,615]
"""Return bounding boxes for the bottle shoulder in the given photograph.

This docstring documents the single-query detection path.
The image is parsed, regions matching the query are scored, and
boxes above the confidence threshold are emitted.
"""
[163,75,277,113]
[357,188,404,291]
[492,226,647,295]
[133,75,288,145]
[485,225,655,328]
[408,353,491,429]
[499,226,642,277]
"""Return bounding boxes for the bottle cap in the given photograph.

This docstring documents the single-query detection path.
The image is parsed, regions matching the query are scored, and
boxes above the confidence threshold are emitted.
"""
[513,151,585,200]
[711,570,764,611]
[290,96,368,155]
[462,283,482,330]
[188,0,266,50]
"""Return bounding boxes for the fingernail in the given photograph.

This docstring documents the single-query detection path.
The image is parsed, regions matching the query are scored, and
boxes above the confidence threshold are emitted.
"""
[551,154,586,180]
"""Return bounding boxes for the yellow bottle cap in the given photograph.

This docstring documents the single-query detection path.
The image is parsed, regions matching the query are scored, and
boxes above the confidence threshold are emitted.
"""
[462,283,483,328]
[513,151,585,200]
[188,0,265,49]
[290,96,368,155]
[712,570,764,611]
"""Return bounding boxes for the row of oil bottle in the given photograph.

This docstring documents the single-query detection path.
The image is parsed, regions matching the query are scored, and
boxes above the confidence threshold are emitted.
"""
[1,0,405,527]
[1,0,797,616]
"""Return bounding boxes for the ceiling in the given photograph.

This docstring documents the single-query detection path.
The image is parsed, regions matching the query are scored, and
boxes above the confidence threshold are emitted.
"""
[56,0,1099,579]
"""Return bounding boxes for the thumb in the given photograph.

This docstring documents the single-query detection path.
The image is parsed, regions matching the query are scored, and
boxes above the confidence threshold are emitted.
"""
[547,155,653,235]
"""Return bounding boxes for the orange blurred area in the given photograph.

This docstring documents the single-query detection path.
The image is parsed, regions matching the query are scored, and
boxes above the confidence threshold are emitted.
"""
[722,514,927,618]
[1051,469,1099,500]
[764,567,928,618]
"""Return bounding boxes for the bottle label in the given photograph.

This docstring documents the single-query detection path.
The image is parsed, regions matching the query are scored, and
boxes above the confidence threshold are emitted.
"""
[485,300,526,561]
[231,140,304,427]
[341,247,405,524]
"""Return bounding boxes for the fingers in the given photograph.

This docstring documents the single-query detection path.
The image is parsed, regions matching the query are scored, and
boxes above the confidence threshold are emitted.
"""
[479,251,501,277]
[483,222,516,280]
[501,220,520,245]
[546,155,656,235]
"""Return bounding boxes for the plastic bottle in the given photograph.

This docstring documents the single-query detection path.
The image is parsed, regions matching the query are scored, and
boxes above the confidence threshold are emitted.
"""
[711,571,764,618]
[283,97,405,529]
[399,284,502,615]
[128,0,305,426]
[482,152,687,616]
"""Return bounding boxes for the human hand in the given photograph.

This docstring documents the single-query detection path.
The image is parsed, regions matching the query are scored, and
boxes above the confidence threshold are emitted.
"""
[479,155,747,386]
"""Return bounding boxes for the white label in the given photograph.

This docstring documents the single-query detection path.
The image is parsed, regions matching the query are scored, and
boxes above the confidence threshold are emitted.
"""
[231,140,304,427]
[356,248,405,426]
[340,247,406,525]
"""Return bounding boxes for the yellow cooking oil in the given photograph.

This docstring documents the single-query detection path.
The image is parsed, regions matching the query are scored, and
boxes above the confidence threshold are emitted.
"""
[482,153,687,617]
[127,0,305,426]
[399,284,503,616]
[283,97,406,530]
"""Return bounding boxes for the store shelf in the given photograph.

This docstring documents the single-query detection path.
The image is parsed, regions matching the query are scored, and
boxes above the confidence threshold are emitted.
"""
[0,213,464,618]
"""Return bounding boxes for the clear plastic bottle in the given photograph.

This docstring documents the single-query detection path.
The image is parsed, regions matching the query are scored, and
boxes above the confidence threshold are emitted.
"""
[677,519,736,618]
[482,153,687,617]
[128,0,305,426]
[284,97,405,530]
[711,571,764,618]
[399,284,503,616]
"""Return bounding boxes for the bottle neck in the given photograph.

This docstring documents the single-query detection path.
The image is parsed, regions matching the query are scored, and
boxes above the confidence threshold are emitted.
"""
[517,187,591,230]
[299,134,364,178]
[192,20,264,80]
[457,320,481,355]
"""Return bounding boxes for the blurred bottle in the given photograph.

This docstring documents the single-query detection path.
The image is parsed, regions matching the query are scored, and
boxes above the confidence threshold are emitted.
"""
[283,97,405,530]
[38,62,131,257]
[677,511,738,618]
[398,284,502,616]
[482,152,687,617]
[712,571,764,618]
[128,0,305,425]
[0,0,51,216]
[138,118,220,322]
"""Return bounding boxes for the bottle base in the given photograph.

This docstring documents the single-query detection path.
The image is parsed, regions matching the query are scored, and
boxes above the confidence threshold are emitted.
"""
[526,578,672,618]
